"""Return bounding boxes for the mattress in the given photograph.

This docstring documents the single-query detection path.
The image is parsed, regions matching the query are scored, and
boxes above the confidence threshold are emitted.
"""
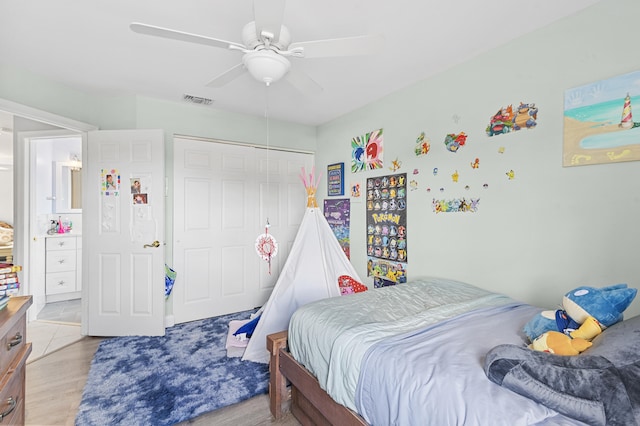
[288,277,586,425]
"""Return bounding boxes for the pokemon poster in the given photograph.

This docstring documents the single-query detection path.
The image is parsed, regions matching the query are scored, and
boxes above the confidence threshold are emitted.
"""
[366,173,407,287]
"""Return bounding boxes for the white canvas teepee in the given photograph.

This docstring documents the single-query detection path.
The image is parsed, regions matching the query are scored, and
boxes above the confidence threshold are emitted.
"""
[242,170,362,364]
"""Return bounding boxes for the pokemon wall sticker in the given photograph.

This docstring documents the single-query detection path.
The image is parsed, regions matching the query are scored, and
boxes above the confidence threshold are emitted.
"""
[414,131,431,156]
[444,132,467,152]
[514,103,538,130]
[486,102,538,137]
[433,198,480,213]
[389,158,402,171]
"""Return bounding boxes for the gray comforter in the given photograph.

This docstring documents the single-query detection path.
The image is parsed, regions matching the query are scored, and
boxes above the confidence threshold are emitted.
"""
[485,314,640,426]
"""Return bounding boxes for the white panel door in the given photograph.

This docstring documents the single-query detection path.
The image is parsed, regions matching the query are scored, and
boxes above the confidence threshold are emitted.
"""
[84,129,165,336]
[173,138,313,324]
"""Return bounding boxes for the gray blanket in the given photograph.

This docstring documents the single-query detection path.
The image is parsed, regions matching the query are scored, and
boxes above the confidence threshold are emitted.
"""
[485,314,640,426]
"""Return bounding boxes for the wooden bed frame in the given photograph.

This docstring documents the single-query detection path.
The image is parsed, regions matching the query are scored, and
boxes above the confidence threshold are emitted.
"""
[267,331,367,426]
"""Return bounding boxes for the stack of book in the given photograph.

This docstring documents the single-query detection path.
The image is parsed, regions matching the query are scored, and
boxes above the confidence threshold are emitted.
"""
[0,263,22,310]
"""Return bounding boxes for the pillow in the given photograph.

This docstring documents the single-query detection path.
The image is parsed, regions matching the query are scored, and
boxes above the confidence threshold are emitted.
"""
[484,314,640,426]
[338,275,368,295]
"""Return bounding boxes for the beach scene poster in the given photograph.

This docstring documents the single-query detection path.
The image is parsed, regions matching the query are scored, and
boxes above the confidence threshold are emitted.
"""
[563,70,640,167]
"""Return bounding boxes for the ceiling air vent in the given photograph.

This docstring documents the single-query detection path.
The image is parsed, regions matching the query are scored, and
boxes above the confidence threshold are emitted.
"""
[183,94,213,105]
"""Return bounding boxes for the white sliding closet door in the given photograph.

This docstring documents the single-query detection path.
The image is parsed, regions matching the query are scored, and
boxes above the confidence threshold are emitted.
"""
[172,137,314,324]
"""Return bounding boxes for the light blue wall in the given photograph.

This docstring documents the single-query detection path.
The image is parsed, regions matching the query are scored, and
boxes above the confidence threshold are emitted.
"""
[0,64,316,152]
[0,65,101,126]
[315,0,640,317]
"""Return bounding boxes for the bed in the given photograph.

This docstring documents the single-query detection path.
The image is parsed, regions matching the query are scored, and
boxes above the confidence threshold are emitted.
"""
[267,277,640,425]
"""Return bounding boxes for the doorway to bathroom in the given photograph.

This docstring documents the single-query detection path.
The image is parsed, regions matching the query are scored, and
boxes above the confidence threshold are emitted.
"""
[27,132,84,324]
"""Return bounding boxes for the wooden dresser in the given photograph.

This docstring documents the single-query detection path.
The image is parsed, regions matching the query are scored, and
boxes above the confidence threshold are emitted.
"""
[0,296,32,425]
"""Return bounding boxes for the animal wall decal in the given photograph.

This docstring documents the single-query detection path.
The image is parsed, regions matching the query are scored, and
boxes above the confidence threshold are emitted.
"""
[486,102,539,137]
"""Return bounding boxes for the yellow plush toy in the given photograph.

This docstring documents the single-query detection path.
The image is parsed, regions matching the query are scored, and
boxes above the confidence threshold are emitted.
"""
[569,316,602,340]
[530,316,602,356]
[531,331,592,356]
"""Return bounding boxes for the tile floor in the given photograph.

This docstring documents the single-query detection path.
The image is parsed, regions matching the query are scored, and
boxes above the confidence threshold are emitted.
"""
[36,298,82,323]
[27,299,84,363]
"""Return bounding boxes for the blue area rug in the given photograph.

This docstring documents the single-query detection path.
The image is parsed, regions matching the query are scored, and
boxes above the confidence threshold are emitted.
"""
[76,310,269,426]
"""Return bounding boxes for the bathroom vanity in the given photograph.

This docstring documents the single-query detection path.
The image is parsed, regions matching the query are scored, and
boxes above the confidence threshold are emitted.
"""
[45,234,82,303]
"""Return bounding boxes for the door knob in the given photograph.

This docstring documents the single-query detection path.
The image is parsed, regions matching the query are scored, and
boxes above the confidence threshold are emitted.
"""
[144,240,160,248]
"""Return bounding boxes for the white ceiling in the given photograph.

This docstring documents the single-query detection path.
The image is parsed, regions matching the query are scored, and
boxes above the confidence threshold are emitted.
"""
[0,0,602,129]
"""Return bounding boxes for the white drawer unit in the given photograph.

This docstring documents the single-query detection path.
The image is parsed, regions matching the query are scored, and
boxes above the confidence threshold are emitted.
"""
[46,236,77,252]
[45,271,76,295]
[45,235,82,301]
[45,249,77,273]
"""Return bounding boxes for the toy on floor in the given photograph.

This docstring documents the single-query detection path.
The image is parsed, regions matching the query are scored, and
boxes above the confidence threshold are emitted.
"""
[524,284,637,355]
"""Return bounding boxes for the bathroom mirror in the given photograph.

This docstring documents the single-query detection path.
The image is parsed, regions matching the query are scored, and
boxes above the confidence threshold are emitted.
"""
[54,161,82,213]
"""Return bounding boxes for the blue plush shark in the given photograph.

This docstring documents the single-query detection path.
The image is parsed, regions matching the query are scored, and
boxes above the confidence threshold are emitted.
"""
[523,283,637,342]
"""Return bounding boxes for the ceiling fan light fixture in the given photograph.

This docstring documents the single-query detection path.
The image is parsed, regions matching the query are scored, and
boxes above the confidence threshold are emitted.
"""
[243,50,291,86]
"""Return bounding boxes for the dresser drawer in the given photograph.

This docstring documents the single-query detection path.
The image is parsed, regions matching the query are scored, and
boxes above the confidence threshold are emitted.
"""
[0,343,31,425]
[0,345,29,426]
[46,236,77,251]
[0,313,26,379]
[45,250,77,273]
[46,271,77,294]
[0,296,31,426]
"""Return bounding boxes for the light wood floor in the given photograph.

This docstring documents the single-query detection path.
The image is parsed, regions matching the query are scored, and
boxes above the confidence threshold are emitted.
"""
[25,337,301,426]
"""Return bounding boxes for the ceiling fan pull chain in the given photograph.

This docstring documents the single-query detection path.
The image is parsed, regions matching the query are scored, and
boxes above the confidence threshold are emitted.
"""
[255,85,278,274]
[265,84,270,188]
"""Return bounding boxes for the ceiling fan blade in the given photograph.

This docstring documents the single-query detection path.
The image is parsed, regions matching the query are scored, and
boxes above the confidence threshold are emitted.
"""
[206,64,247,88]
[253,0,286,42]
[285,68,323,96]
[130,22,245,50]
[289,34,384,58]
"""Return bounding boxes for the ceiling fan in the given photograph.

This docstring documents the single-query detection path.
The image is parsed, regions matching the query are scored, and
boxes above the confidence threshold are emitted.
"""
[130,0,382,94]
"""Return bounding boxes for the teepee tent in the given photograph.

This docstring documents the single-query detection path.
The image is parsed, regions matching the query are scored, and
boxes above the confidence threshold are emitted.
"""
[242,169,362,364]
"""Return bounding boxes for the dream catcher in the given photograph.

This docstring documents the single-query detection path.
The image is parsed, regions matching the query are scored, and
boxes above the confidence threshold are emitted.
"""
[255,219,278,274]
